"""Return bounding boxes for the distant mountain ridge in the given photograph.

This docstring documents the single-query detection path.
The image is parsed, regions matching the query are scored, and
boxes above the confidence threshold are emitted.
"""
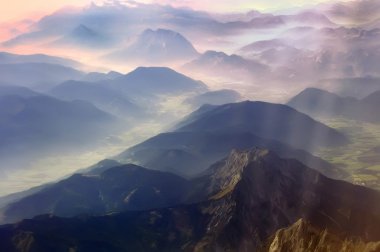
[49,66,207,119]
[288,87,380,122]
[49,80,143,119]
[106,28,199,64]
[117,131,344,179]
[0,52,83,69]
[184,89,242,108]
[0,94,118,166]
[182,50,269,80]
[175,100,348,151]
[52,24,114,48]
[0,62,84,89]
[116,100,347,179]
[109,66,207,95]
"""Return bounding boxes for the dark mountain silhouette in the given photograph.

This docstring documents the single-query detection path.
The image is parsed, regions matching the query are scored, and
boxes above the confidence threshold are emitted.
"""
[1,164,191,224]
[0,149,379,251]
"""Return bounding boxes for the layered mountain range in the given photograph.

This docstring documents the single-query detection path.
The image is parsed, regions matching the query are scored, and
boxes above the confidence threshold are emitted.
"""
[117,101,347,178]
[288,87,380,122]
[0,0,379,251]
[0,99,349,224]
[0,149,379,251]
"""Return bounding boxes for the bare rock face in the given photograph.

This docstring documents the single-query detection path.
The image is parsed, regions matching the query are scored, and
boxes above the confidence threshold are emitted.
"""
[266,219,380,252]
[194,148,380,251]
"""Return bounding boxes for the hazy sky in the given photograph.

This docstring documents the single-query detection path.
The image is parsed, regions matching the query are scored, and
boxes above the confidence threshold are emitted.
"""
[0,0,344,23]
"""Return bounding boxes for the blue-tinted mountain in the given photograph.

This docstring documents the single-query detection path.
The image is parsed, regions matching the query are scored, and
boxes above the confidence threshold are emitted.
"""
[0,85,40,98]
[318,77,380,99]
[49,80,143,119]
[175,101,348,151]
[109,67,207,96]
[288,88,380,122]
[0,95,117,162]
[0,63,84,88]
[353,90,380,122]
[50,67,207,119]
[287,87,357,117]
[0,51,82,68]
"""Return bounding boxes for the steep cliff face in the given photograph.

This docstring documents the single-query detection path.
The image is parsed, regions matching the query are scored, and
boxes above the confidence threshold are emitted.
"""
[266,219,380,252]
[1,149,379,252]
[196,149,380,251]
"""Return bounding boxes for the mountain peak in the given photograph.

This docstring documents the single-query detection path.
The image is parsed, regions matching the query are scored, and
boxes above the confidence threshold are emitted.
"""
[106,28,198,63]
[112,66,207,95]
[205,148,281,200]
[71,24,98,37]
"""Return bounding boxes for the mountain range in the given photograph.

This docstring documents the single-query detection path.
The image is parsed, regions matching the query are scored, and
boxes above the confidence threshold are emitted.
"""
[0,98,349,224]
[288,87,380,122]
[49,66,207,118]
[0,3,338,51]
[0,65,210,189]
[117,130,344,179]
[0,1,379,251]
[116,100,347,179]
[0,149,379,251]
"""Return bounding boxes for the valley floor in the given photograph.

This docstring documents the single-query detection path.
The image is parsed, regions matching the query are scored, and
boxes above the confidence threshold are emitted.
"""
[316,117,380,190]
